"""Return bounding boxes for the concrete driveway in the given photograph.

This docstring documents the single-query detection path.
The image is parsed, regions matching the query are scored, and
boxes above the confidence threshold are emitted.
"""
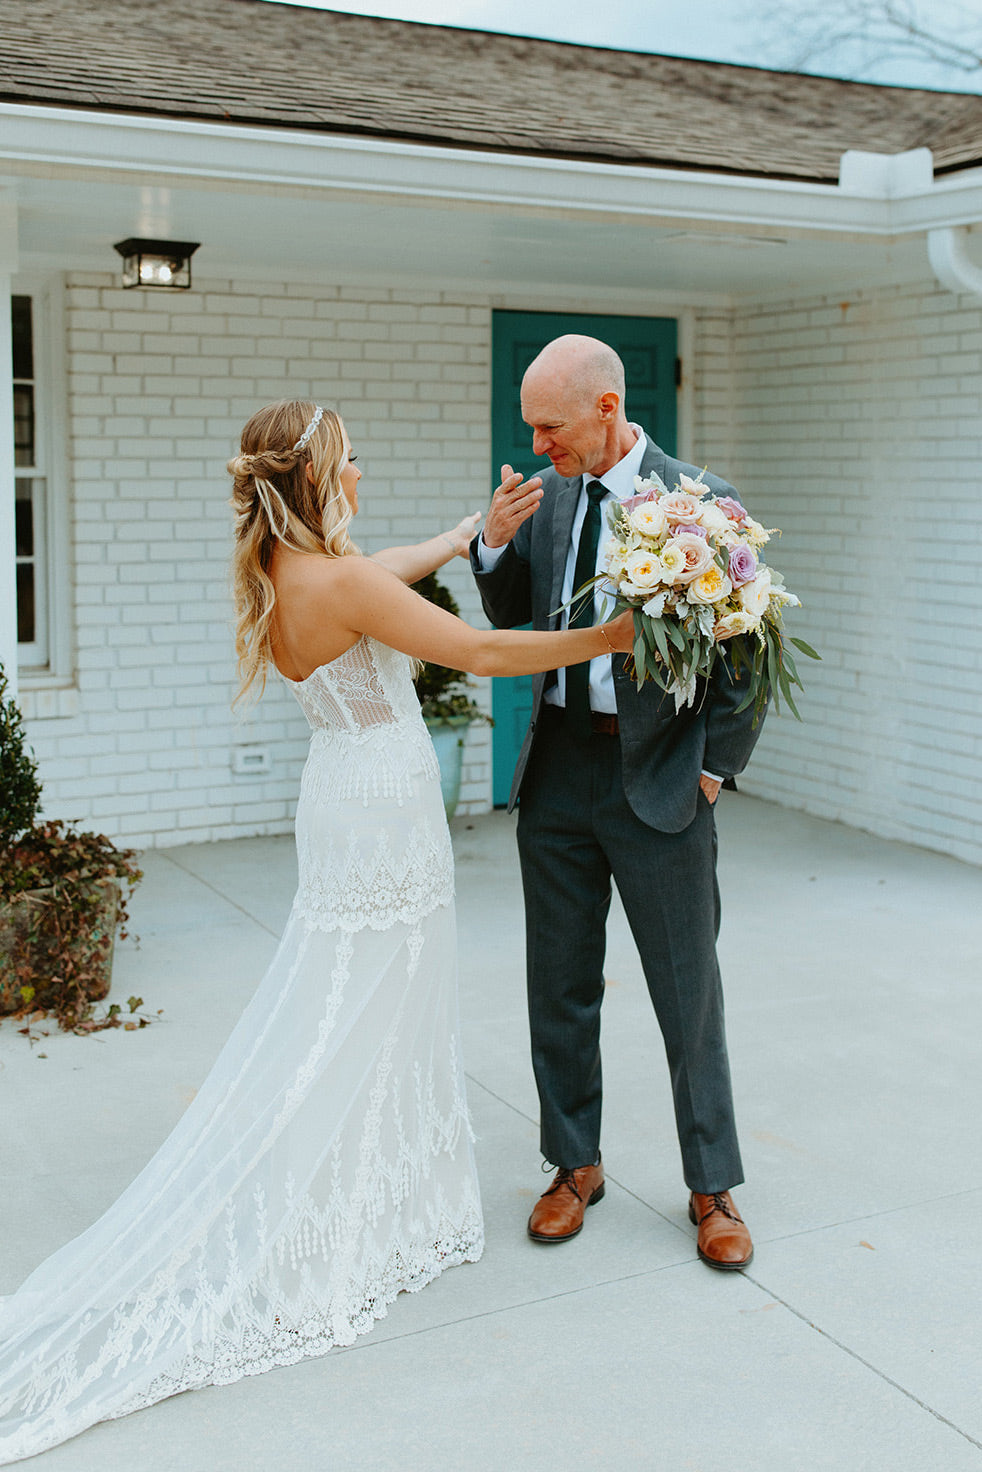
[1,794,980,1470]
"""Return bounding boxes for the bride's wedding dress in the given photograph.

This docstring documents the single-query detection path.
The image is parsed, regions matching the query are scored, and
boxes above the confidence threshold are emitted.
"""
[0,635,484,1465]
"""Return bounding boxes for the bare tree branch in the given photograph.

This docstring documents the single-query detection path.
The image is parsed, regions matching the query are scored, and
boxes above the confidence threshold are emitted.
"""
[744,0,982,83]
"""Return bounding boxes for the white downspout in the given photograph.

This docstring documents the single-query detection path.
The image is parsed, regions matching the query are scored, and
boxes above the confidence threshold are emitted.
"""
[0,196,19,694]
[927,227,982,301]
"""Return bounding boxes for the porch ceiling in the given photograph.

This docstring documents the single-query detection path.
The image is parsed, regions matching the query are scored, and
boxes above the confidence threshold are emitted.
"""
[8,169,932,302]
[0,113,950,303]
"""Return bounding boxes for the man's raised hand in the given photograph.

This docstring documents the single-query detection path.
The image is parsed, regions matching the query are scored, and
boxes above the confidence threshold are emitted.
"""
[483,464,544,549]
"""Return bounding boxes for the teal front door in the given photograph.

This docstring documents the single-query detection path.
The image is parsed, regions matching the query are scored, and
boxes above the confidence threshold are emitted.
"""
[489,310,678,806]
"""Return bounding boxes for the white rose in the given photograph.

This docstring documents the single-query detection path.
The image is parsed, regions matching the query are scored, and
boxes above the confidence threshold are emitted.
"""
[623,548,664,590]
[688,565,734,605]
[628,502,669,540]
[738,567,773,618]
[698,502,731,536]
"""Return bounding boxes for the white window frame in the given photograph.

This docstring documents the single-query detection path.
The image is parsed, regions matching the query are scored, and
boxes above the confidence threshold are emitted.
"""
[12,273,71,687]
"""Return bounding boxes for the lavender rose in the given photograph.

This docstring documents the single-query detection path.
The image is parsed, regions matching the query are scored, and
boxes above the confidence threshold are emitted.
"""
[672,522,707,540]
[726,543,757,587]
[715,495,747,525]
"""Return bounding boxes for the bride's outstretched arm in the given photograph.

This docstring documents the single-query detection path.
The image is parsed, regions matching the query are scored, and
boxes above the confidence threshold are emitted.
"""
[369,512,482,583]
[290,556,634,679]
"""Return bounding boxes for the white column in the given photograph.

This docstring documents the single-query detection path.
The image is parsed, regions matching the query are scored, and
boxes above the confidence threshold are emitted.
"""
[0,196,20,694]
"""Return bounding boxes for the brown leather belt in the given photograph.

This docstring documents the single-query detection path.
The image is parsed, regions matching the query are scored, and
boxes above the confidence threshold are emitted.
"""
[589,712,619,737]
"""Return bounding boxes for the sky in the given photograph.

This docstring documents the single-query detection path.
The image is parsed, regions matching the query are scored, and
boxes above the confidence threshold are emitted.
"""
[263,0,982,91]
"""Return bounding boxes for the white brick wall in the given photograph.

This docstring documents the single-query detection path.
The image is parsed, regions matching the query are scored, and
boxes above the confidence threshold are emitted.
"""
[23,274,982,865]
[25,274,494,846]
[693,281,982,866]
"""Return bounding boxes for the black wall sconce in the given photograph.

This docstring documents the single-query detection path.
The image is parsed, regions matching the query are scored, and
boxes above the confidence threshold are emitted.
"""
[113,238,201,290]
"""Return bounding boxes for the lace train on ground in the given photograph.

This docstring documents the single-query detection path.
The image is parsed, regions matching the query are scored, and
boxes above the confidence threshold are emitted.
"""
[0,637,483,1464]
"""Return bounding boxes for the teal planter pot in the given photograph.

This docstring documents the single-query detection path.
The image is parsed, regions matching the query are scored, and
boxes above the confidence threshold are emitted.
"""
[424,717,470,820]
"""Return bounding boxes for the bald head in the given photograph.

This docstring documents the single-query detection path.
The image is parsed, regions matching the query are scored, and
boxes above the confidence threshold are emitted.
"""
[520,335,635,479]
[523,335,626,412]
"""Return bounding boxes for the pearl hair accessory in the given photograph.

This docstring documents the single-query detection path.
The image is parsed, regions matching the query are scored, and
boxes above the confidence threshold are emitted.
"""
[292,406,324,452]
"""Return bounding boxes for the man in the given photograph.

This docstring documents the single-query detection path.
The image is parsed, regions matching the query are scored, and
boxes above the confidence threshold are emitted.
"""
[470,334,765,1269]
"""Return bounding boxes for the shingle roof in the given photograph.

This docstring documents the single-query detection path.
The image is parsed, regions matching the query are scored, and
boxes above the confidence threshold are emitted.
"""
[2,0,981,183]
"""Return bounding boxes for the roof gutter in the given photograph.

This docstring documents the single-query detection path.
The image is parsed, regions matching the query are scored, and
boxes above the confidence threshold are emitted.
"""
[927,226,982,300]
[3,106,982,244]
[840,145,982,301]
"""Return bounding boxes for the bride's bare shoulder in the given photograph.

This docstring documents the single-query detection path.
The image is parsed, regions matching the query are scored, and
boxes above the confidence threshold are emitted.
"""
[273,549,386,597]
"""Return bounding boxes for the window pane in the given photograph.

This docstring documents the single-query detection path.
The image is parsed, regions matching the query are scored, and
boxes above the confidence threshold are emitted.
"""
[15,479,34,556]
[13,383,35,467]
[16,563,35,644]
[11,295,33,380]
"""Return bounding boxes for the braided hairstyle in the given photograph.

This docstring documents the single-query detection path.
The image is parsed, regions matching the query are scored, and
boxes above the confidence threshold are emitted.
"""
[228,400,356,706]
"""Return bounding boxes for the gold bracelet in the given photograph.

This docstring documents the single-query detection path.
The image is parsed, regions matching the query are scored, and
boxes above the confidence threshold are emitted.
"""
[599,623,615,655]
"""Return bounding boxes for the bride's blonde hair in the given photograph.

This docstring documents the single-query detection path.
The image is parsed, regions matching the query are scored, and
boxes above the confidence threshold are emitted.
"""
[229,400,357,705]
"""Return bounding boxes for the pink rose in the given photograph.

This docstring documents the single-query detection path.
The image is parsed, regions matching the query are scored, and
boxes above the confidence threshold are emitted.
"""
[659,491,704,524]
[726,543,757,587]
[620,490,660,514]
[667,533,715,583]
[715,496,747,525]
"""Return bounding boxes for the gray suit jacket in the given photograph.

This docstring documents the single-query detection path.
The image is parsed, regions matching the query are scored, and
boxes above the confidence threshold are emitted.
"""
[470,436,767,833]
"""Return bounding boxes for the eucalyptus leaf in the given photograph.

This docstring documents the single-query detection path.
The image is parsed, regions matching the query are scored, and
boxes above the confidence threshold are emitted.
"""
[790,637,821,661]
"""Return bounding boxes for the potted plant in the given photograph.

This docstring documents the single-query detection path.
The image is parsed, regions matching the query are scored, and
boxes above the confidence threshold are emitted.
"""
[412,573,492,820]
[0,662,143,1032]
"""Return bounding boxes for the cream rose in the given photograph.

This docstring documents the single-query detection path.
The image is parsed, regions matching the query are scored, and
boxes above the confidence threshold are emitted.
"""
[627,501,669,540]
[623,549,664,590]
[697,501,731,536]
[738,567,773,618]
[713,610,758,640]
[688,564,733,605]
[667,533,716,584]
[658,491,704,525]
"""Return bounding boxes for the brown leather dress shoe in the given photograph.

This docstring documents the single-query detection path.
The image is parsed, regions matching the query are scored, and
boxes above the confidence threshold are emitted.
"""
[527,1161,605,1243]
[689,1190,753,1270]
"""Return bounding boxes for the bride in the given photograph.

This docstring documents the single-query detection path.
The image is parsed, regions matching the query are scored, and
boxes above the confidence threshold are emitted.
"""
[0,400,634,1464]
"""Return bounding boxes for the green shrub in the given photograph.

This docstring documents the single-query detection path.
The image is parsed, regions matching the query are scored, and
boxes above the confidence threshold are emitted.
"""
[0,662,145,1033]
[0,663,42,846]
[412,573,491,727]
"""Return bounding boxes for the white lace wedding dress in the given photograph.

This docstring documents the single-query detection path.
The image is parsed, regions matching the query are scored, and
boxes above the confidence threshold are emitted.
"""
[0,636,484,1465]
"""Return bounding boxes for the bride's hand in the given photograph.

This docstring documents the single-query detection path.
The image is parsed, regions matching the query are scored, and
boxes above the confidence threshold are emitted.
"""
[444,511,482,558]
[602,608,636,653]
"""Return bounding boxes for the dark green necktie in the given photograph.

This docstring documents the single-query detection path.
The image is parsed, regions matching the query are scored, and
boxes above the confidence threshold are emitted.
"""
[564,479,608,738]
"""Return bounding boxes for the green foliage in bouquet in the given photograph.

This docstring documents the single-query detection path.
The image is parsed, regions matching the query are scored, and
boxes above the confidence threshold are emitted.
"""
[412,573,492,728]
[0,662,146,1033]
[627,597,819,727]
[601,479,820,725]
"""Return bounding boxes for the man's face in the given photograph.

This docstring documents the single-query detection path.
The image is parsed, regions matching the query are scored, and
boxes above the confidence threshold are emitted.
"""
[520,377,608,479]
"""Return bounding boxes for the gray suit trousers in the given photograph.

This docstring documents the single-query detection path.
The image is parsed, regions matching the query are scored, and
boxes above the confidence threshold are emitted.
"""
[517,707,744,1195]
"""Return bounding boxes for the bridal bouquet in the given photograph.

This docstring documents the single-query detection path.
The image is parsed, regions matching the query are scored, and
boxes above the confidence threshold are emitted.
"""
[596,472,818,722]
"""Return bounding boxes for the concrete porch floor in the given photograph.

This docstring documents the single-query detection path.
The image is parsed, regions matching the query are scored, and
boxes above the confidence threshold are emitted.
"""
[1,794,981,1471]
